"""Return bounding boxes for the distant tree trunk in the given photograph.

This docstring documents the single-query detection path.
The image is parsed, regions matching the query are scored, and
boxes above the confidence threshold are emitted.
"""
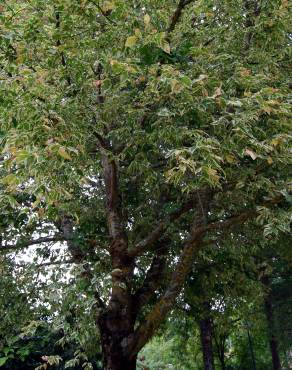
[219,356,226,370]
[261,275,282,370]
[247,329,257,370]
[214,332,227,370]
[264,293,282,370]
[199,304,215,370]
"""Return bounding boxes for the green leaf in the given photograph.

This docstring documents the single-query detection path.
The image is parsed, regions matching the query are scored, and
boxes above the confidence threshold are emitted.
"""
[0,357,8,367]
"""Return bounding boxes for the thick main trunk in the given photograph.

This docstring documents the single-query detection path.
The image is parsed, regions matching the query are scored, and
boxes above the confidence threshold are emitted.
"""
[199,315,215,370]
[102,346,136,370]
[99,311,137,370]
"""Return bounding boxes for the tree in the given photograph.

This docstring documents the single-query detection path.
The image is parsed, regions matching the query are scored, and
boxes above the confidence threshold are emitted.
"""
[0,0,291,369]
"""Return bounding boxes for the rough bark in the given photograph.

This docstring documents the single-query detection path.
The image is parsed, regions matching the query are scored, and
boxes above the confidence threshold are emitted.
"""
[97,140,138,369]
[98,312,137,370]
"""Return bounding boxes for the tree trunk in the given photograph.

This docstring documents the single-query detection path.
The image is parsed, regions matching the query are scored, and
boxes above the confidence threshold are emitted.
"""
[247,329,257,370]
[265,295,282,370]
[219,357,226,370]
[214,332,227,370]
[102,347,136,370]
[99,312,137,370]
[261,275,282,370]
[199,311,215,370]
[218,342,226,370]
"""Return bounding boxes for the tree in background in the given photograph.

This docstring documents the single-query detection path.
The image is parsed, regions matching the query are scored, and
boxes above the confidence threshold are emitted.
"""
[0,0,291,369]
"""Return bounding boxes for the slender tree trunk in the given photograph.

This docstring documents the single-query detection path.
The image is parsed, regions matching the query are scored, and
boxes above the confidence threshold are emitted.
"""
[219,357,226,370]
[265,294,282,370]
[199,305,215,370]
[214,333,227,370]
[247,329,257,370]
[261,275,282,370]
[218,340,227,370]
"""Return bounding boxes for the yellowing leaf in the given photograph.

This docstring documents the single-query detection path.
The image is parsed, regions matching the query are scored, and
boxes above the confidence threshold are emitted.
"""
[134,28,142,37]
[15,149,30,162]
[245,148,257,160]
[262,105,272,114]
[58,147,72,160]
[144,14,151,26]
[226,154,236,163]
[211,86,222,98]
[16,53,25,64]
[125,36,137,48]
[271,138,282,147]
[32,199,41,209]
[266,100,280,106]
[171,79,183,94]
[38,208,45,217]
[267,157,273,165]
[161,41,171,54]
[206,168,220,183]
[240,68,251,77]
[194,74,207,83]
[102,1,114,12]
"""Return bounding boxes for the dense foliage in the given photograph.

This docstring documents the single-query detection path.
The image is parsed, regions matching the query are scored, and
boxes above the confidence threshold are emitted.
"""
[0,0,291,369]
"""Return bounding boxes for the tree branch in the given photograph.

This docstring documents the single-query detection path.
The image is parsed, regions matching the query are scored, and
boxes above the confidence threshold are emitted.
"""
[15,259,75,268]
[59,216,85,262]
[57,216,105,308]
[167,0,195,35]
[124,193,286,357]
[0,235,68,252]
[132,242,168,312]
[125,232,203,357]
[129,189,213,258]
